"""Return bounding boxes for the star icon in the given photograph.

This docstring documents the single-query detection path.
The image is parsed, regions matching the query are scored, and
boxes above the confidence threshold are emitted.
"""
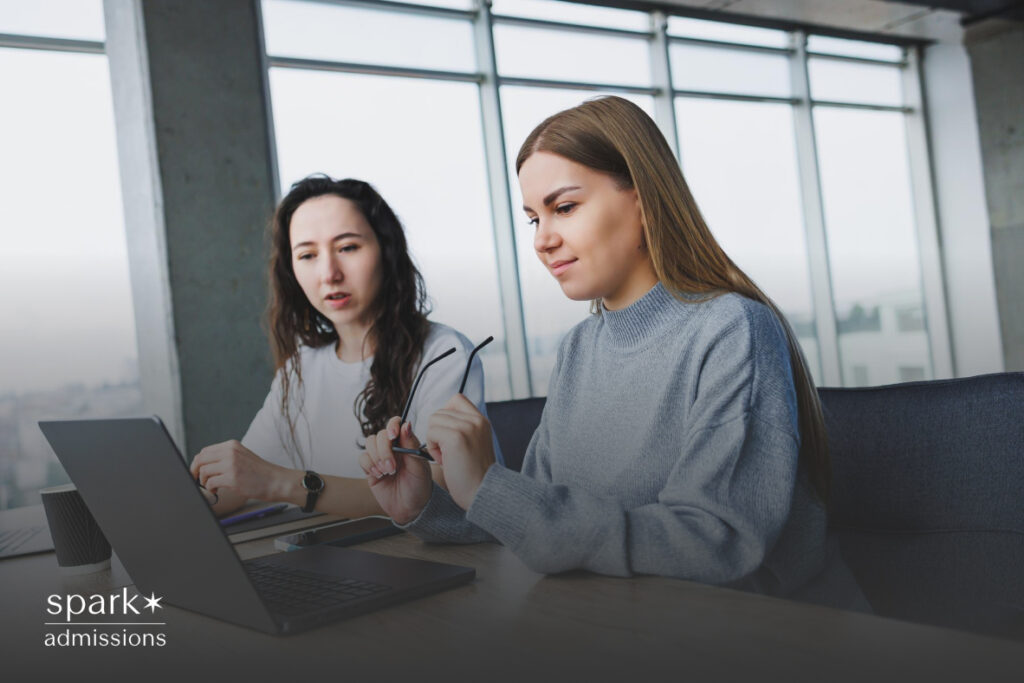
[143,592,163,613]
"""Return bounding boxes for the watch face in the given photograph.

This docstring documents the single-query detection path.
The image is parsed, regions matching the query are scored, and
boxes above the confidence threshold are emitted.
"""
[302,471,324,492]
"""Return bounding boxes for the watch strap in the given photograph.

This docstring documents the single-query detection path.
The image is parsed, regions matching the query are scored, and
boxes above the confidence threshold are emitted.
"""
[300,470,324,513]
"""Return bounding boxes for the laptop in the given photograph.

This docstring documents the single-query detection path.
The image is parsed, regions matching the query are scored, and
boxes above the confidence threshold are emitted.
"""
[38,416,475,635]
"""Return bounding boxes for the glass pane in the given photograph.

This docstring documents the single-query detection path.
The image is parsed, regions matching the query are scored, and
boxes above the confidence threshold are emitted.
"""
[667,17,788,48]
[671,43,790,97]
[675,98,821,382]
[499,86,655,394]
[404,0,474,9]
[0,0,104,41]
[491,0,649,31]
[808,58,903,106]
[268,68,513,400]
[807,35,903,62]
[0,48,141,510]
[494,24,651,87]
[814,107,932,387]
[261,0,475,72]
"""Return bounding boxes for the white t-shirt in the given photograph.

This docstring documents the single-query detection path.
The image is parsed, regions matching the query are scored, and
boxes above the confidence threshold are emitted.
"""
[242,323,500,478]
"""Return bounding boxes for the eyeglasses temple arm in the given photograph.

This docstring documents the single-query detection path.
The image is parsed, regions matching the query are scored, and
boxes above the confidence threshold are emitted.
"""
[458,336,494,395]
[399,346,457,427]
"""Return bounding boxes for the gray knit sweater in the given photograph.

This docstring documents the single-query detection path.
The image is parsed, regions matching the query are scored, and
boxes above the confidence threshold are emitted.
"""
[404,282,867,607]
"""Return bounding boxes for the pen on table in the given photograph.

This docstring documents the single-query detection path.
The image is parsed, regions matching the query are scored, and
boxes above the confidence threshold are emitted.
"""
[219,503,289,528]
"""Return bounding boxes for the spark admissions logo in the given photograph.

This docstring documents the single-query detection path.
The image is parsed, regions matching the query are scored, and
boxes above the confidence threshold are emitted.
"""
[44,588,167,648]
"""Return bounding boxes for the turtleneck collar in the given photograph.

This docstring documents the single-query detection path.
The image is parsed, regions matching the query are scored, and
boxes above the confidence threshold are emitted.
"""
[601,281,689,349]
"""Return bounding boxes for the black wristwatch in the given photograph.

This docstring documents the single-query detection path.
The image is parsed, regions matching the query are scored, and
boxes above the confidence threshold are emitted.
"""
[300,470,325,513]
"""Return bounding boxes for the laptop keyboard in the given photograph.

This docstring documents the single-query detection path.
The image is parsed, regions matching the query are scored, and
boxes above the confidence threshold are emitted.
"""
[245,558,391,616]
[0,526,43,553]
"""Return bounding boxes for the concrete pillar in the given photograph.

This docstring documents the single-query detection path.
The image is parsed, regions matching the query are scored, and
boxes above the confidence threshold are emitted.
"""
[105,0,276,455]
[965,20,1024,371]
[921,42,1004,376]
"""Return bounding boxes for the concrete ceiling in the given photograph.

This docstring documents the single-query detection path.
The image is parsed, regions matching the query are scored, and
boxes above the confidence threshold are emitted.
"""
[651,0,1024,43]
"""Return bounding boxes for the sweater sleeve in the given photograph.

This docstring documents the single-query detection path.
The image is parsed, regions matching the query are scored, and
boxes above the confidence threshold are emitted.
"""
[462,308,801,583]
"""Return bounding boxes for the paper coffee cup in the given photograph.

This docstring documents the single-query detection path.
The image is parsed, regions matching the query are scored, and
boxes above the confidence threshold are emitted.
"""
[40,484,112,574]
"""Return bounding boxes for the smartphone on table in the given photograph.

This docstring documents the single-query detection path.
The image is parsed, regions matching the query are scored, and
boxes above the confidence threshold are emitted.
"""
[274,516,402,552]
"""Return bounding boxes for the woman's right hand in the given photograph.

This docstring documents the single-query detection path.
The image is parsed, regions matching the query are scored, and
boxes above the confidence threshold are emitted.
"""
[360,416,433,524]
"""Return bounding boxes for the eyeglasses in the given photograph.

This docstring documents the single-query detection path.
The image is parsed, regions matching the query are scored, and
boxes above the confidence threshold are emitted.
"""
[391,335,494,462]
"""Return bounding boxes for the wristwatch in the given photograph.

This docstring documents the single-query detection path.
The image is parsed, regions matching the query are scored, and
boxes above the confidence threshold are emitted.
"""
[300,470,325,513]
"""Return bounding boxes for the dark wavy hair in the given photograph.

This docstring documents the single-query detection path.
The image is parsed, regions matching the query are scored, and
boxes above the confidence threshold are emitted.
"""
[267,175,431,451]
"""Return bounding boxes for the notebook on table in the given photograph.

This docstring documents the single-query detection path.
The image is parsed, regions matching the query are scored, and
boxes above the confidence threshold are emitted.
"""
[0,505,54,559]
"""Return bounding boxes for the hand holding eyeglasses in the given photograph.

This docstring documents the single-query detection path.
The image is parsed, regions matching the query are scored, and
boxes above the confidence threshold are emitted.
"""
[388,336,494,462]
[361,396,498,520]
[360,336,497,521]
[360,416,434,525]
[422,393,497,511]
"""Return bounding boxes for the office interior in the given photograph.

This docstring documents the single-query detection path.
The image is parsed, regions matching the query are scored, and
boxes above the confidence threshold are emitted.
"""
[0,0,1021,517]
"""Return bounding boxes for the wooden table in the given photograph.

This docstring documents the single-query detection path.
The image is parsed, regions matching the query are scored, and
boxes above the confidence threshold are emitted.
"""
[2,513,1022,683]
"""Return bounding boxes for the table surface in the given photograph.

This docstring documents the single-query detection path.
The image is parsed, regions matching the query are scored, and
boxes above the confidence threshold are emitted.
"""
[2,506,1022,683]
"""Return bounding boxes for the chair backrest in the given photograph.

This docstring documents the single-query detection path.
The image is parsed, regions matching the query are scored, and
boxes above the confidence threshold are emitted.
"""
[486,397,546,473]
[820,372,1024,636]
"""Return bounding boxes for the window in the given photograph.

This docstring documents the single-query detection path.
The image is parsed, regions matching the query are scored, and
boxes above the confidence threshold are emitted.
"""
[675,98,823,382]
[814,107,933,386]
[494,25,651,87]
[258,0,949,399]
[667,16,788,48]
[262,0,475,72]
[492,0,649,30]
[0,4,141,510]
[808,59,903,106]
[670,44,791,98]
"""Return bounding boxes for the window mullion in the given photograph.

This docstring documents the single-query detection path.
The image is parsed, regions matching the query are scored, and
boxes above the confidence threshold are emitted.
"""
[901,45,955,378]
[649,11,680,160]
[473,0,533,397]
[789,30,843,386]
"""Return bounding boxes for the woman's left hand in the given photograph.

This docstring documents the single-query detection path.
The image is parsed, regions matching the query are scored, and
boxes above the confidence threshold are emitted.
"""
[424,394,497,510]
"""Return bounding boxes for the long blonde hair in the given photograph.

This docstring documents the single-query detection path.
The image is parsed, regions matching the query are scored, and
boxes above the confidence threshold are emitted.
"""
[516,96,830,505]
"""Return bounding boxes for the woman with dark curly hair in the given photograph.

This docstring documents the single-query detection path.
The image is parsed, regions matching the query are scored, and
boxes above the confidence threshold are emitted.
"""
[190,175,498,517]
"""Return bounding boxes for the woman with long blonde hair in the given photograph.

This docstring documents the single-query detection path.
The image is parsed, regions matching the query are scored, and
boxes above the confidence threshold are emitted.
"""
[360,97,866,608]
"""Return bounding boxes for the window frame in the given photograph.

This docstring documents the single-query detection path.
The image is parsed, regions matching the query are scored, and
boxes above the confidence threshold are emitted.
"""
[257,0,954,394]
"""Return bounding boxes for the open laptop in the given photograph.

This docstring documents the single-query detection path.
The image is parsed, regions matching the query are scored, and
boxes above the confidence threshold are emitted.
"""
[38,416,475,635]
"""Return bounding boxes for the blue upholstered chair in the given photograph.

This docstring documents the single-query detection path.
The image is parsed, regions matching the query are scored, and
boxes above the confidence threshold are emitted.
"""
[486,398,545,474]
[821,372,1024,637]
[486,372,1024,637]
